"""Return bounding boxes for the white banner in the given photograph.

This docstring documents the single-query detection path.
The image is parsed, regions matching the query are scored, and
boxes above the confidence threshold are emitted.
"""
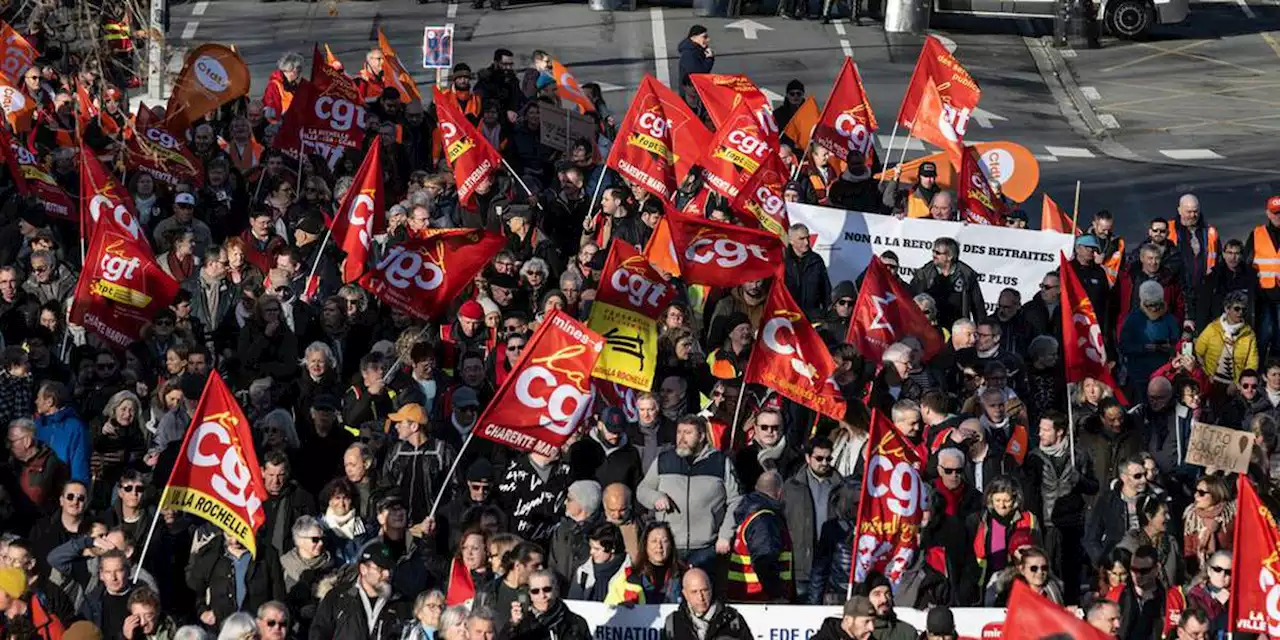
[787,202,1074,315]
[568,600,1007,639]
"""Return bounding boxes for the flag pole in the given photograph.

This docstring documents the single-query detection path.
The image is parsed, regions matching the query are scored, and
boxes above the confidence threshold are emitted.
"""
[500,157,539,201]
[583,165,609,223]
[878,122,900,183]
[301,226,335,300]
[428,431,475,521]
[382,325,435,383]
[1071,180,1082,232]
[727,378,749,452]
[894,135,913,174]
[132,492,167,583]
[1067,384,1076,468]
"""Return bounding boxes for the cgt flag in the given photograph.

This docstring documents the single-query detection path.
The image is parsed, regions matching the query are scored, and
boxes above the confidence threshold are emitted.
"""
[688,74,777,136]
[126,104,205,188]
[911,79,965,167]
[0,124,72,220]
[433,86,503,206]
[666,214,783,288]
[957,146,1004,225]
[649,78,713,184]
[1230,475,1280,636]
[745,281,846,420]
[475,309,605,456]
[852,410,926,586]
[731,151,791,239]
[80,141,153,255]
[699,99,776,201]
[847,257,944,363]
[896,35,982,131]
[813,57,878,165]
[588,241,677,391]
[359,228,505,320]
[1004,581,1109,640]
[70,222,181,350]
[1059,252,1126,403]
[605,76,679,200]
[158,372,268,555]
[164,44,251,136]
[0,21,38,85]
[329,143,384,283]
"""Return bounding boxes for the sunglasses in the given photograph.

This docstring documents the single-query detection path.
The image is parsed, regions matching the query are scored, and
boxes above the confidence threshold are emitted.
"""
[120,485,144,494]
[64,493,86,502]
[810,455,831,462]
[757,424,780,432]
[1229,305,1246,312]
[1131,564,1155,575]
[528,586,553,595]
[1195,489,1210,497]
[939,467,962,476]
[264,619,287,628]
[1025,565,1047,573]
[1242,383,1258,389]
[835,299,853,307]
[303,536,324,543]
[1209,565,1231,576]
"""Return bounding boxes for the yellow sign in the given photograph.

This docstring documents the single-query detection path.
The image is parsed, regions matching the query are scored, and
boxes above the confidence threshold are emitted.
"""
[587,301,658,392]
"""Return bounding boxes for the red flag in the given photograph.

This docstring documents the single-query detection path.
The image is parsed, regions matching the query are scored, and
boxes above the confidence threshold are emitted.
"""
[474,309,605,456]
[1042,194,1078,235]
[551,59,595,114]
[75,82,97,133]
[731,152,791,238]
[271,50,369,165]
[312,44,356,95]
[666,214,783,288]
[0,124,73,220]
[910,80,965,167]
[445,557,476,607]
[157,372,268,555]
[1059,252,1127,403]
[852,410,925,586]
[1004,581,1109,640]
[359,229,505,320]
[689,74,777,137]
[957,145,1005,225]
[896,35,982,131]
[605,76,679,200]
[650,79,713,184]
[0,21,39,85]
[69,221,181,350]
[847,256,944,363]
[745,281,846,420]
[1230,475,1280,635]
[698,99,776,201]
[595,240,678,320]
[433,86,503,207]
[812,57,878,164]
[125,104,205,188]
[329,143,384,283]
[80,142,151,253]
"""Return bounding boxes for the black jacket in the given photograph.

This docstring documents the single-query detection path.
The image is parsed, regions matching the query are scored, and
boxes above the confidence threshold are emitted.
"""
[1022,448,1099,528]
[498,455,572,548]
[910,261,986,328]
[186,540,287,624]
[507,600,592,640]
[1194,261,1259,331]
[1084,487,1147,565]
[308,582,405,640]
[810,618,854,640]
[826,169,886,215]
[676,39,714,96]
[567,432,644,490]
[784,247,832,320]
[261,482,317,556]
[662,603,753,640]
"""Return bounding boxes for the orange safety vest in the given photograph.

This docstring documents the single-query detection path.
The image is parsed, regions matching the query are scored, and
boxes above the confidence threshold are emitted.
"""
[727,508,794,602]
[1005,423,1029,465]
[103,19,133,52]
[973,510,1037,585]
[1254,225,1280,289]
[1168,222,1218,271]
[806,169,830,205]
[30,592,65,640]
[706,348,739,380]
[1101,237,1125,285]
[222,138,263,172]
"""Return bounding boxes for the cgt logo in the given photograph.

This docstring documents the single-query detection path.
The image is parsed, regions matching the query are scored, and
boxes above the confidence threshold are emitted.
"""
[9,141,35,165]
[833,111,872,155]
[727,128,769,160]
[145,127,182,151]
[515,348,592,436]
[638,111,673,140]
[376,245,444,291]
[686,235,771,269]
[187,416,264,520]
[345,191,377,249]
[936,103,972,142]
[314,96,366,132]
[1072,311,1106,365]
[88,194,143,241]
[752,182,785,218]
[610,258,669,310]
[99,247,140,283]
[761,313,819,380]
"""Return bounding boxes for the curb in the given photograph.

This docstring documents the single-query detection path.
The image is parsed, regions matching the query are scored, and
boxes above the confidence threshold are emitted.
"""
[1022,33,1280,177]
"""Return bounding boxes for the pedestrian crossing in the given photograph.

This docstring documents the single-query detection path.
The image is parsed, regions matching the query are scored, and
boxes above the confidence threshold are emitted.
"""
[872,136,1231,164]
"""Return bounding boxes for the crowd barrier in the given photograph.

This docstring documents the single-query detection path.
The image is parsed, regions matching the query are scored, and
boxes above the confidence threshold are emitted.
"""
[567,600,1008,638]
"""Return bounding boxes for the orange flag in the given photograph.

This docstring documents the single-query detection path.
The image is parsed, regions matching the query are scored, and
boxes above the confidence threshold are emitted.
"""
[644,214,681,277]
[781,96,820,150]
[551,59,595,114]
[158,372,268,555]
[0,21,38,84]
[377,29,421,104]
[164,44,250,135]
[910,79,964,168]
[323,43,344,71]
[1041,194,1078,235]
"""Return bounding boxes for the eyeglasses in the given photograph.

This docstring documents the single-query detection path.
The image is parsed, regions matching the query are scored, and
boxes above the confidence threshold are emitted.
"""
[64,493,86,502]
[1130,472,1147,480]
[1040,283,1059,290]
[835,299,853,307]
[1229,305,1246,312]
[31,265,49,273]
[810,455,831,462]
[303,536,324,543]
[1195,489,1210,497]
[1242,383,1258,389]
[528,586,553,595]
[1209,565,1231,576]
[939,467,962,475]
[120,485,144,494]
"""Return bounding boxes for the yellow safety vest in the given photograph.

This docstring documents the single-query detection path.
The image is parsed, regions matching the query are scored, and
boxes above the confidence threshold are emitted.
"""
[727,508,793,602]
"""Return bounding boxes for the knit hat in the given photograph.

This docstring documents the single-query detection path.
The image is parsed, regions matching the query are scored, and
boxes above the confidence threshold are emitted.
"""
[478,298,500,317]
[459,300,484,321]
[0,566,25,599]
[688,24,708,38]
[785,79,804,94]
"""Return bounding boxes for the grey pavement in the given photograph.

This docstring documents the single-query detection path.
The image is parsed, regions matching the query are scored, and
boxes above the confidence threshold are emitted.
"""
[176,0,1280,241]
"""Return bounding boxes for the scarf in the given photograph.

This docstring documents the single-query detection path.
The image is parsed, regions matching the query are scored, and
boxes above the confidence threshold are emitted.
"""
[756,435,788,465]
[689,602,720,640]
[1214,316,1244,383]
[1039,438,1069,459]
[977,345,1000,359]
[324,508,366,540]
[280,548,332,589]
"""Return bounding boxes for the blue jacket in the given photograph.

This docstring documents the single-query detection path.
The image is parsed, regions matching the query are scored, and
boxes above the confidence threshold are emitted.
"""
[35,406,90,482]
[676,39,714,95]
[1118,310,1181,387]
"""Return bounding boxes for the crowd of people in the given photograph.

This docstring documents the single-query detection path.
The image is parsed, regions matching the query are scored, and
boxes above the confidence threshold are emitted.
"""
[0,9,1272,640]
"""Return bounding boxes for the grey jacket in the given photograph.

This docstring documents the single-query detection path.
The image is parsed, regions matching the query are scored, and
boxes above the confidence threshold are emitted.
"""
[782,466,843,585]
[637,445,742,551]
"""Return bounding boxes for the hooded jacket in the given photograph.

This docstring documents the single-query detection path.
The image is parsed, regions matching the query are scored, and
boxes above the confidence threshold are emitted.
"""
[34,406,90,483]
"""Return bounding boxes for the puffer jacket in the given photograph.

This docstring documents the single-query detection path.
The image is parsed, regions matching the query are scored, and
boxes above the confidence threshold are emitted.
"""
[1022,447,1099,528]
[806,519,853,604]
[637,445,743,551]
[34,406,90,483]
[1194,318,1259,384]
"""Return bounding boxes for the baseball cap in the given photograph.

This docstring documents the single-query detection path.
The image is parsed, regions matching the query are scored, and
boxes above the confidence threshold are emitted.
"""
[359,543,396,571]
[387,403,428,424]
[843,596,876,619]
[600,407,629,434]
[453,387,480,409]
[297,215,325,235]
[174,192,196,207]
[0,566,27,599]
[926,607,956,635]
[1075,234,1101,250]
[919,162,938,178]
[1268,195,1280,214]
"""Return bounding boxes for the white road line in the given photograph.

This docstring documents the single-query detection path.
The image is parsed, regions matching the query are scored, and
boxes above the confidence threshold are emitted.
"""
[1081,86,1100,101]
[1043,145,1096,158]
[1098,114,1120,129]
[1235,0,1258,18]
[1161,149,1225,160]
[840,39,853,57]
[192,1,208,15]
[650,7,670,86]
[1033,154,1060,162]
[876,135,924,150]
[447,2,458,18]
[833,21,846,35]
[182,21,199,39]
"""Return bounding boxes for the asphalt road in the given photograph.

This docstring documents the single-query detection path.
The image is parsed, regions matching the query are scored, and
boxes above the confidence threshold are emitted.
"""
[172,0,1280,242]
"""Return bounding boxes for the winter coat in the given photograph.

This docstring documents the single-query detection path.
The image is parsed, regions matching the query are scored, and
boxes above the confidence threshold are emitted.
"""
[1193,262,1258,331]
[548,514,600,587]
[34,407,90,483]
[732,491,792,600]
[871,615,919,640]
[806,518,853,605]
[826,169,886,215]
[910,261,986,328]
[1084,486,1150,565]
[186,542,287,624]
[662,603,752,640]
[1078,412,1142,493]
[6,442,67,519]
[261,482,318,556]
[675,39,714,95]
[567,431,644,489]
[603,563,683,606]
[21,265,77,306]
[735,440,804,491]
[567,555,627,602]
[1117,528,1183,589]
[308,582,404,640]
[1118,310,1181,388]
[235,323,299,387]
[506,600,592,640]
[781,466,842,587]
[380,437,457,525]
[637,445,744,551]
[1194,319,1259,384]
[1022,447,1099,528]
[784,247,832,320]
[497,455,572,548]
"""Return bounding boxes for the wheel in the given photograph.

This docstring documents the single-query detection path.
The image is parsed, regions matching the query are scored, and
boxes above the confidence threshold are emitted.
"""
[1105,0,1153,38]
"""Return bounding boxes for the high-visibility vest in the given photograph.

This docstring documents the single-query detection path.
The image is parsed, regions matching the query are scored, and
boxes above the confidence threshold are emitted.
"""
[221,138,263,172]
[806,169,830,205]
[707,349,739,380]
[906,190,930,218]
[1101,237,1125,285]
[30,592,65,640]
[1253,225,1280,289]
[973,510,1037,585]
[727,508,794,602]
[103,19,133,52]
[1168,222,1218,271]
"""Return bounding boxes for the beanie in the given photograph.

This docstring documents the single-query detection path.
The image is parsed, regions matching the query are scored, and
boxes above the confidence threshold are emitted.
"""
[459,300,484,321]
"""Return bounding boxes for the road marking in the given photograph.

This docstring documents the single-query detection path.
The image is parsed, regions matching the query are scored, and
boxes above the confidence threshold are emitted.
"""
[1235,0,1257,17]
[877,135,923,150]
[182,21,199,39]
[1081,86,1100,101]
[971,107,1007,128]
[650,8,670,86]
[1044,145,1096,158]
[833,21,846,35]
[840,39,853,57]
[1104,40,1265,76]
[1099,114,1120,129]
[1161,149,1224,160]
[1060,48,1077,58]
[725,19,772,39]
[1263,32,1280,59]
[1034,154,1060,163]
[447,2,458,17]
[192,1,208,15]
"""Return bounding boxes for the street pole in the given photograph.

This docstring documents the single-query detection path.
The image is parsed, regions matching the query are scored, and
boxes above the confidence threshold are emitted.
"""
[148,0,167,101]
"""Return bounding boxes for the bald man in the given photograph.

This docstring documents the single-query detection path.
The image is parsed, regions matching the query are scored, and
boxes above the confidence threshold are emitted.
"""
[664,568,753,640]
[1169,193,1218,295]
[724,471,793,602]
[602,484,642,560]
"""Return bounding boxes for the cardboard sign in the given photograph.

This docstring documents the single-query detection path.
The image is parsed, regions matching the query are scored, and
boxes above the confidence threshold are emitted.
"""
[1186,421,1253,473]
[539,101,597,152]
[422,26,454,70]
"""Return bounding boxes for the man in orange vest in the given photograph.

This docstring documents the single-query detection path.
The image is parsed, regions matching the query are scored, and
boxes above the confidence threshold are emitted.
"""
[1087,210,1125,285]
[1245,196,1280,359]
[727,470,794,602]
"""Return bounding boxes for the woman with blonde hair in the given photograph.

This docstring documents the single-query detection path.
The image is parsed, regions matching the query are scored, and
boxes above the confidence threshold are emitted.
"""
[1183,475,1235,578]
